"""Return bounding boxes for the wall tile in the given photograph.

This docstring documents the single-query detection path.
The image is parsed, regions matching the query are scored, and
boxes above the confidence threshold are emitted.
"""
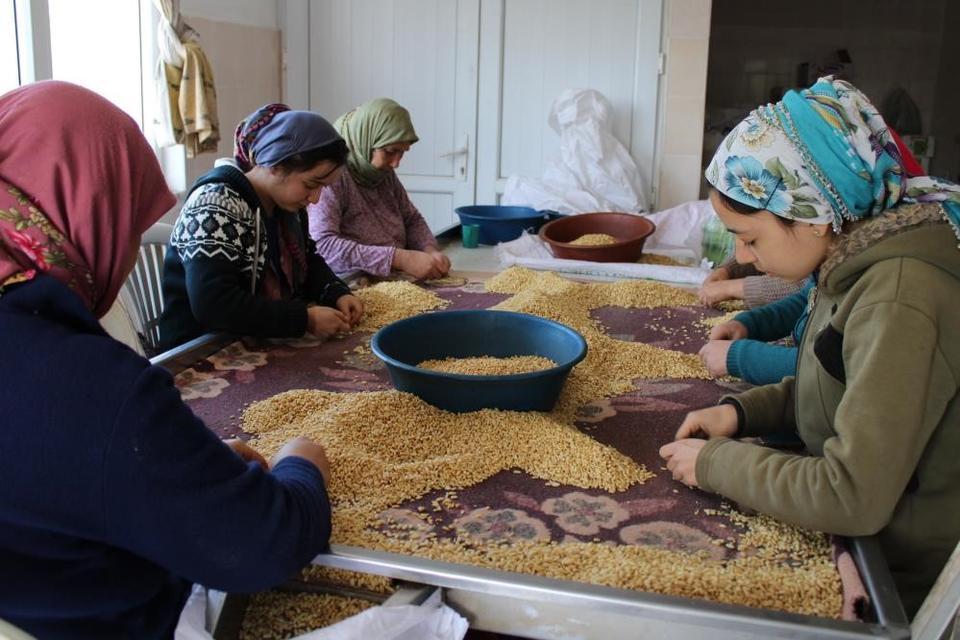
[668,0,712,38]
[666,36,711,98]
[662,96,707,154]
[658,153,704,209]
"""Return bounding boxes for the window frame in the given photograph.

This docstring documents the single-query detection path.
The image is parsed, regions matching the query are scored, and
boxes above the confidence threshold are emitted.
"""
[9,0,185,194]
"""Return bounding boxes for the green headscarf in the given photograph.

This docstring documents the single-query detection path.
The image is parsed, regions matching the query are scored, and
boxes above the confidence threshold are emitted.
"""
[334,98,419,188]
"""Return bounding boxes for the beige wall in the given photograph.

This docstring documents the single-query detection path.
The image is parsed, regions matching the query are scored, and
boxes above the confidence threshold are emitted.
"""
[655,0,712,210]
[158,15,281,224]
[184,16,283,187]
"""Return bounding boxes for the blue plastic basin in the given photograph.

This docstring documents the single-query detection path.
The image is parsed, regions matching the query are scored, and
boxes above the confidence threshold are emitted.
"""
[455,206,554,245]
[371,310,587,413]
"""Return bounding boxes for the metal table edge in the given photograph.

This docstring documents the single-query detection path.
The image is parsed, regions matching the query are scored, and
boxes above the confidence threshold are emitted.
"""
[152,333,911,638]
[850,536,910,630]
[315,543,910,639]
[150,332,235,371]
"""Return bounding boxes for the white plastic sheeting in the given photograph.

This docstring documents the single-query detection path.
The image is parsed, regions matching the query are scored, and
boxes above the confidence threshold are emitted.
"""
[502,89,649,214]
[174,585,468,640]
[492,199,719,285]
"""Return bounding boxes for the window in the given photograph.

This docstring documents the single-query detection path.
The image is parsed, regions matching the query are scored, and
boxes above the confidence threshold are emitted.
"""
[47,0,144,127]
[2,0,180,192]
[2,0,154,130]
[0,1,20,94]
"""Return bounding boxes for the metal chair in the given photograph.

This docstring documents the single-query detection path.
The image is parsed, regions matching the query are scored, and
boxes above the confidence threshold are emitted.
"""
[122,221,173,356]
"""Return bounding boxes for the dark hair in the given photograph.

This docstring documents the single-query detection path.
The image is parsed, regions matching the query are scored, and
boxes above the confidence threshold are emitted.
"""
[715,189,795,226]
[275,138,349,174]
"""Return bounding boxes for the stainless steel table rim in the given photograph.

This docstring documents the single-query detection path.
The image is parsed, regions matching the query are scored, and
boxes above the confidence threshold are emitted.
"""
[153,334,911,639]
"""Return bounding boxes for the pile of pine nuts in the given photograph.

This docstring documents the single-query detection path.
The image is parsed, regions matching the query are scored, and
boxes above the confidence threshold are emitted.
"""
[418,355,556,375]
[239,267,843,622]
[569,233,618,246]
[238,591,375,639]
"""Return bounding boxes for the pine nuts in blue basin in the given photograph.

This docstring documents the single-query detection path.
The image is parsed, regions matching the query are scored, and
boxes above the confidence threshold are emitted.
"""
[371,310,587,413]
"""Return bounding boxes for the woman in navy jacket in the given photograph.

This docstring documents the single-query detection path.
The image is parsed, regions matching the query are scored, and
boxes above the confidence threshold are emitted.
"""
[0,81,333,638]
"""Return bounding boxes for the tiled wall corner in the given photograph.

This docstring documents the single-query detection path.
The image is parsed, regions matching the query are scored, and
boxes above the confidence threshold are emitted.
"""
[656,0,712,210]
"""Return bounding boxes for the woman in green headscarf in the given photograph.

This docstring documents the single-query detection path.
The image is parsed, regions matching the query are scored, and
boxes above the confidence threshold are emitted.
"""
[659,76,960,617]
[307,98,451,280]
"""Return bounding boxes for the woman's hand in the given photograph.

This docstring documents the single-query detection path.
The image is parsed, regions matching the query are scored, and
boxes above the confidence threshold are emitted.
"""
[698,278,745,307]
[674,404,739,440]
[660,403,740,486]
[698,340,733,377]
[336,294,364,326]
[425,248,451,276]
[709,319,748,341]
[394,249,443,280]
[225,438,268,469]
[272,436,331,484]
[306,306,351,338]
[658,439,706,487]
[703,265,730,285]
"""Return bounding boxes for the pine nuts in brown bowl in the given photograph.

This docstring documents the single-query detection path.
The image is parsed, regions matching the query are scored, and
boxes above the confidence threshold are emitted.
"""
[539,212,656,262]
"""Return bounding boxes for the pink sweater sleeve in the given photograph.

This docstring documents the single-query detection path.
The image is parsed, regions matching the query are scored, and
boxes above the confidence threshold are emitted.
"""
[742,276,805,309]
[307,179,396,277]
[391,174,438,252]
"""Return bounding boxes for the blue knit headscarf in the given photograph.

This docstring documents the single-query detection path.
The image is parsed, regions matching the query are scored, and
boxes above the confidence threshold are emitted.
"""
[234,103,342,171]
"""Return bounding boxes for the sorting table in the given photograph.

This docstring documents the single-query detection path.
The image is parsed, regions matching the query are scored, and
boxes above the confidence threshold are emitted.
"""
[154,274,911,639]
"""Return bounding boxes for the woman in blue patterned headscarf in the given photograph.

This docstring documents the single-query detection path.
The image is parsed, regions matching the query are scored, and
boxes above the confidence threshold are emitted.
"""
[706,78,960,231]
[660,77,960,617]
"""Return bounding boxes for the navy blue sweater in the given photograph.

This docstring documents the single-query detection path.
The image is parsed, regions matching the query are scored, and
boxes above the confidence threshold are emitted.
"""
[158,165,352,352]
[0,275,331,639]
[725,277,814,385]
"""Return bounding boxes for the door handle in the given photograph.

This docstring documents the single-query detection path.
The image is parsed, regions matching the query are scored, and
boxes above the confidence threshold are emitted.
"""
[439,134,469,181]
[438,146,468,158]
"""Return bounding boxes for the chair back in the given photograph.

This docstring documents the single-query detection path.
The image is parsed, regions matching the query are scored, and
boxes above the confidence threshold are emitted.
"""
[122,222,173,355]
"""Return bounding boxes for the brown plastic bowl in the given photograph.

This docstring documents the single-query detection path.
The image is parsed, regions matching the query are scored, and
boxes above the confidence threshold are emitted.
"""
[539,212,656,262]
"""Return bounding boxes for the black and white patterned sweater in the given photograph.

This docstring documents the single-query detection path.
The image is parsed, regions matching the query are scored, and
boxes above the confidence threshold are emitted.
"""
[158,164,350,351]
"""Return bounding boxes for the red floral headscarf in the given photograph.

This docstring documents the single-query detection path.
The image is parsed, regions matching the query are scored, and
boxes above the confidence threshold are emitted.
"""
[0,81,176,317]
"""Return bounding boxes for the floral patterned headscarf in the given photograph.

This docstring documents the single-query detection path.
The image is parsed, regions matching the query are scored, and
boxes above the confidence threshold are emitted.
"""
[706,77,960,242]
[0,81,175,317]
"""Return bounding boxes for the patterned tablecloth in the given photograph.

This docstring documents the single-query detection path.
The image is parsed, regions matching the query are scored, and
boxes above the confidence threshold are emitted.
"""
[174,274,868,621]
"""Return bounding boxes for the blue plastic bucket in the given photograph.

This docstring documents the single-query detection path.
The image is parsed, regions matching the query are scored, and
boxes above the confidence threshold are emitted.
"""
[371,309,587,413]
[454,206,555,245]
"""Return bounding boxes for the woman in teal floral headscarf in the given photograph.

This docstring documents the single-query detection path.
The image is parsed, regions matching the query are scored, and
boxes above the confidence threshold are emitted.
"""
[661,77,960,617]
[704,77,960,231]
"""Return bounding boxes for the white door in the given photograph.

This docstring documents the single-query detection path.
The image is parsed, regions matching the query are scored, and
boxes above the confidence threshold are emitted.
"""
[298,0,481,233]
[475,0,663,209]
[286,0,663,229]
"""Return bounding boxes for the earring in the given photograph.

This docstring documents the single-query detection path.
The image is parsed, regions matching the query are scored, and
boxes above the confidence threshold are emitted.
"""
[812,228,824,237]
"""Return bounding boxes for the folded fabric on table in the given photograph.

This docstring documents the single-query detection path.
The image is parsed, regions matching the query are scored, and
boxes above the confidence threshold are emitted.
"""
[493,232,711,285]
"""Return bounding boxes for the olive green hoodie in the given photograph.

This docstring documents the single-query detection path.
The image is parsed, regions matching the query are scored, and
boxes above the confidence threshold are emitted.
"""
[696,203,960,617]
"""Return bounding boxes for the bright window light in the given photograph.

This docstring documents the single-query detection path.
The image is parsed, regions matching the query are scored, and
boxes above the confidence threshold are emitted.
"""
[0,1,19,94]
[48,0,142,127]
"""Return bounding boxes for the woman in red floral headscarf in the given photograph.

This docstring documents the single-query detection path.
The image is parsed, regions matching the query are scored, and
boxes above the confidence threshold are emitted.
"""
[0,82,334,639]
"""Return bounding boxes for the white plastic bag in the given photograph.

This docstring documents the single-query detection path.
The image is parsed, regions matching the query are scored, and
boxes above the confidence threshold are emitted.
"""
[502,89,648,214]
[174,585,468,640]
[296,589,467,640]
[642,199,718,261]
[493,231,711,286]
